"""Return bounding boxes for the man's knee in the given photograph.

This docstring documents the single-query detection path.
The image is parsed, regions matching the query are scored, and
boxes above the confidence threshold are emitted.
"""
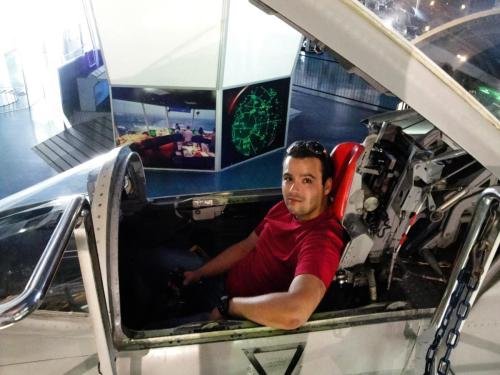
[142,247,205,273]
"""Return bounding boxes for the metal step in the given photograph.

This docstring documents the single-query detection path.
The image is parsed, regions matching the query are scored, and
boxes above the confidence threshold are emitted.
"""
[32,115,115,172]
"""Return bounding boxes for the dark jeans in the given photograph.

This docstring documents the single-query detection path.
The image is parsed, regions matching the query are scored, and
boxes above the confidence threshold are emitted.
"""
[136,247,225,328]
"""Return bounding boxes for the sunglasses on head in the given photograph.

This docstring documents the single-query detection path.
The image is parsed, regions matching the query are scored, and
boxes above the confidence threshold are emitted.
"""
[286,140,327,156]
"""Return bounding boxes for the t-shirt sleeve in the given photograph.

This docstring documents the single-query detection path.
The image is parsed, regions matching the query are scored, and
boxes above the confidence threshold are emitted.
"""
[294,229,344,289]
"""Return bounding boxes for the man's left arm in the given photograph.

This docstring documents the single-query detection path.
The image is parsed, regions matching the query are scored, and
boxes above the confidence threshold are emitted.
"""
[226,274,326,330]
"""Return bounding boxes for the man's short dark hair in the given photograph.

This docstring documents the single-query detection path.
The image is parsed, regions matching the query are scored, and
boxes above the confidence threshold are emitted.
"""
[285,140,333,185]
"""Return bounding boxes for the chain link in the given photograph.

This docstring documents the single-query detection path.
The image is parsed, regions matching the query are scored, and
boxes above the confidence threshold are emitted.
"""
[424,204,496,374]
[424,258,483,374]
[424,198,498,374]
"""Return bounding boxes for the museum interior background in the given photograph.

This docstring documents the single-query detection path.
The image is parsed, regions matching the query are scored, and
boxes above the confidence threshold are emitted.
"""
[5,0,476,198]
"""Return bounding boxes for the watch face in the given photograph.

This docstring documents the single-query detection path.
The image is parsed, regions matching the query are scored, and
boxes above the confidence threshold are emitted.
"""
[217,295,229,316]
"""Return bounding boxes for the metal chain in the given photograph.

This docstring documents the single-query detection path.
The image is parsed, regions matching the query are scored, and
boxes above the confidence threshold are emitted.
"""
[424,202,497,374]
[424,240,488,375]
[424,267,476,374]
[437,269,480,375]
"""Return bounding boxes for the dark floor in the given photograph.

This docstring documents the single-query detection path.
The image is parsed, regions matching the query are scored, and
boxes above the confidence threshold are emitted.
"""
[0,103,59,199]
[0,89,377,200]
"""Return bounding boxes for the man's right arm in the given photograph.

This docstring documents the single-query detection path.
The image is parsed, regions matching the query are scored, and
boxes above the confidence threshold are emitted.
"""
[183,231,258,285]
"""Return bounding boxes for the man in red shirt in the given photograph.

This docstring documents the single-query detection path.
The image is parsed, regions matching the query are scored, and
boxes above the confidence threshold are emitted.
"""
[183,140,345,329]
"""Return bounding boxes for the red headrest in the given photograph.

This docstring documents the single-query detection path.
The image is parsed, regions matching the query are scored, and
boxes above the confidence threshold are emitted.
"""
[329,142,365,222]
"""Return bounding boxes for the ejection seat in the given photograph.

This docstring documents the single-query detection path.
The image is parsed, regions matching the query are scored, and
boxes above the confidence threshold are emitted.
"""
[329,142,373,269]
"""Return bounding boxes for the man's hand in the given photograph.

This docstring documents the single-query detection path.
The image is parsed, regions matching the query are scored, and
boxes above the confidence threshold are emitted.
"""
[182,232,258,285]
[183,269,202,285]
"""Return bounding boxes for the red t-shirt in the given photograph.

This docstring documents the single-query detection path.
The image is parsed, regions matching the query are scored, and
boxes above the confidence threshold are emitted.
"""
[225,201,345,297]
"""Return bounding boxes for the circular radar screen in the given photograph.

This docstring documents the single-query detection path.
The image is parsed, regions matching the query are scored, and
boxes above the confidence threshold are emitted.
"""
[231,86,282,156]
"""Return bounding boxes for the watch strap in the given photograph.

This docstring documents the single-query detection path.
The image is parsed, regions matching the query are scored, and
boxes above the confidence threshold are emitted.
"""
[217,295,230,317]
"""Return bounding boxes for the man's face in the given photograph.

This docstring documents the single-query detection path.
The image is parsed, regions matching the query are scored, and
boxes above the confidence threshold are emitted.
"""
[282,156,332,221]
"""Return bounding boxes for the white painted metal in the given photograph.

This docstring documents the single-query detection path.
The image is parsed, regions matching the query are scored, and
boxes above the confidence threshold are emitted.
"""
[451,279,500,373]
[411,189,500,373]
[116,318,427,374]
[255,0,500,178]
[76,217,116,375]
[0,356,97,375]
[339,233,374,268]
[0,310,97,374]
[411,282,500,374]
[90,147,121,309]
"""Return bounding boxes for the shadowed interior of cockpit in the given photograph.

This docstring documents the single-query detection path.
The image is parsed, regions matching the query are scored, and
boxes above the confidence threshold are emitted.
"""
[115,114,499,336]
[117,191,456,333]
[116,114,500,337]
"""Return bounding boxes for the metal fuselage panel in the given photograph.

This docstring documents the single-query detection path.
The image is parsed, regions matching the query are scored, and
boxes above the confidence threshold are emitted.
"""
[0,311,97,373]
[116,318,427,374]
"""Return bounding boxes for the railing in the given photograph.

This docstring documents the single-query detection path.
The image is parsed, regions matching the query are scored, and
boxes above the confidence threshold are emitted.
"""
[431,186,500,328]
[0,50,31,114]
[425,186,500,374]
[292,51,399,110]
[0,195,85,328]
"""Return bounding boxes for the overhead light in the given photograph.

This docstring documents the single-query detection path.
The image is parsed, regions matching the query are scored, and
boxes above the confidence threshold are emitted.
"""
[456,54,467,62]
[429,0,435,6]
[460,4,466,9]
[424,25,430,32]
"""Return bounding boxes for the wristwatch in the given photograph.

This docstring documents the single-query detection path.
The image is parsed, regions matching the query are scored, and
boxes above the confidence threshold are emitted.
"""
[216,295,230,317]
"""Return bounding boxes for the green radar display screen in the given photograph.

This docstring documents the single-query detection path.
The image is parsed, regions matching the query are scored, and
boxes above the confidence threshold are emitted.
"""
[231,86,280,156]
[222,78,290,168]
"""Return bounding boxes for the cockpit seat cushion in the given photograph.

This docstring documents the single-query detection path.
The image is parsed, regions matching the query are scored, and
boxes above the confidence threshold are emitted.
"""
[329,142,365,222]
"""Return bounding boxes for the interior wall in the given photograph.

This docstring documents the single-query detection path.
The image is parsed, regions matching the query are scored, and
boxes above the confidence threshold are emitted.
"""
[90,0,223,88]
[222,0,301,88]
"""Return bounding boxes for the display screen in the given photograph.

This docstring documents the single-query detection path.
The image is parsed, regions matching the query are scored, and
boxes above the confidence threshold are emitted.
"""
[221,78,290,168]
[58,49,109,119]
[94,79,109,106]
[113,87,216,170]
